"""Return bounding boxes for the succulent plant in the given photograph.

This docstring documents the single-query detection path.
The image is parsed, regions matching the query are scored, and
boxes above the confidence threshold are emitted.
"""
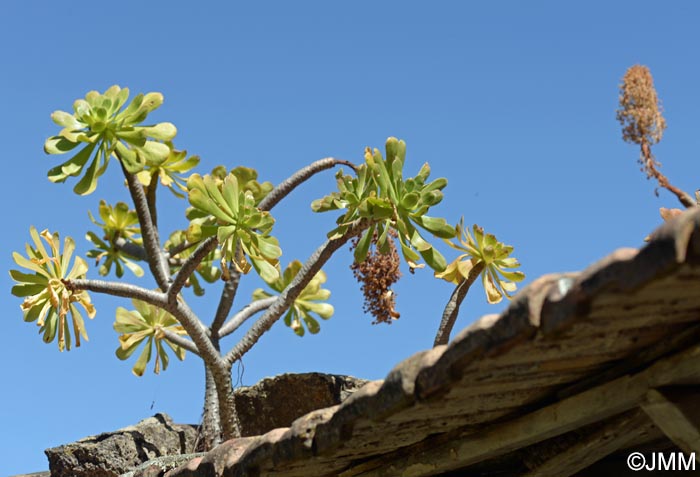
[186,172,281,283]
[436,220,525,304]
[45,85,176,195]
[114,299,187,376]
[136,146,200,198]
[253,260,333,336]
[86,200,144,277]
[10,226,95,351]
[312,137,455,272]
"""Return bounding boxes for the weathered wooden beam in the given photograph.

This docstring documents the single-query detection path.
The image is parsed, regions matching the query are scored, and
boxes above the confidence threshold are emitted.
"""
[521,410,656,477]
[344,342,700,477]
[641,386,700,456]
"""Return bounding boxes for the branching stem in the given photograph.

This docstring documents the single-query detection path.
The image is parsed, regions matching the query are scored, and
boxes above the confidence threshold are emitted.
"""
[118,160,171,289]
[218,296,277,338]
[168,237,218,302]
[641,140,696,208]
[211,261,241,337]
[67,278,218,366]
[258,157,357,212]
[161,329,200,356]
[433,261,485,347]
[224,218,371,366]
[146,171,159,228]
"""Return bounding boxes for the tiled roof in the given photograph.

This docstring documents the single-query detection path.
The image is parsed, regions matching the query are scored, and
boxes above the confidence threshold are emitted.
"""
[158,207,700,477]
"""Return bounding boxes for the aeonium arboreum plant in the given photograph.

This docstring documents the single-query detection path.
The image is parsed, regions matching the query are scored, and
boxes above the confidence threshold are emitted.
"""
[186,172,282,283]
[86,200,144,277]
[253,260,334,336]
[10,226,95,351]
[45,85,176,195]
[433,220,524,346]
[312,137,456,273]
[136,145,200,198]
[114,299,187,376]
[13,84,528,449]
[437,219,525,304]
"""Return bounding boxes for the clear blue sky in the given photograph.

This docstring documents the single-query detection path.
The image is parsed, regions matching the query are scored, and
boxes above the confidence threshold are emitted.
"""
[2,2,698,474]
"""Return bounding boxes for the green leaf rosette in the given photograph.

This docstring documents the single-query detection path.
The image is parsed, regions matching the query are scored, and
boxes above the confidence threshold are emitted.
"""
[136,146,200,198]
[253,260,333,336]
[436,220,525,304]
[10,227,95,351]
[86,200,144,277]
[312,137,456,271]
[186,171,281,283]
[114,299,187,376]
[45,85,176,195]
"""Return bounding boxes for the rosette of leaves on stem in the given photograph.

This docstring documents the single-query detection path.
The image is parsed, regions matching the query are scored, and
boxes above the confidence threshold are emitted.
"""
[9,226,95,351]
[312,137,456,271]
[436,219,525,303]
[86,200,144,277]
[114,299,187,376]
[210,165,273,205]
[45,85,176,195]
[166,230,221,296]
[186,171,281,283]
[252,260,334,336]
[136,146,200,198]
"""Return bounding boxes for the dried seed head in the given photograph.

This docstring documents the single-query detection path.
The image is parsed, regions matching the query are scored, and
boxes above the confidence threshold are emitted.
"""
[350,230,402,325]
[617,65,666,145]
[616,65,667,179]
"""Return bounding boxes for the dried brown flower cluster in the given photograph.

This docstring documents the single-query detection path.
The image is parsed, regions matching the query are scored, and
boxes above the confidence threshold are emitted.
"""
[616,65,696,208]
[616,65,667,178]
[350,230,402,324]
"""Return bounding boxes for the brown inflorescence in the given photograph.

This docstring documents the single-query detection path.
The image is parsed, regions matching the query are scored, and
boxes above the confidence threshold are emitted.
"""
[350,230,402,324]
[616,65,667,178]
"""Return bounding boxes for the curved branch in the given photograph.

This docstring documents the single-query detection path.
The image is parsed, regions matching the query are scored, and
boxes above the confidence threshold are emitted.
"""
[641,141,696,208]
[113,237,188,268]
[146,171,159,227]
[218,296,277,339]
[119,161,171,290]
[162,329,200,356]
[258,158,357,212]
[66,278,166,305]
[224,218,371,366]
[114,237,148,261]
[210,253,242,335]
[168,237,218,302]
[67,278,221,367]
[433,261,485,347]
[168,239,199,258]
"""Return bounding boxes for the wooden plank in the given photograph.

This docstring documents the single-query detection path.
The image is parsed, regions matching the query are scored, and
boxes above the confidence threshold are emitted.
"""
[641,386,700,455]
[342,342,700,477]
[522,410,656,477]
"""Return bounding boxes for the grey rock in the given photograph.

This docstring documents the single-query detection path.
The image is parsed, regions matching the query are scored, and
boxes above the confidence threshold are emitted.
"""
[45,413,197,477]
[235,372,368,437]
[44,373,368,477]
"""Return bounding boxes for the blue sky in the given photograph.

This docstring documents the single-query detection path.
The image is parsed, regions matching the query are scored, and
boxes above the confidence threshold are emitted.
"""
[2,2,699,474]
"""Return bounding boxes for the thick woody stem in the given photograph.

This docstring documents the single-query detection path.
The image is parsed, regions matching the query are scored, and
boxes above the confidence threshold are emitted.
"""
[210,261,241,337]
[433,261,485,347]
[119,161,171,289]
[199,365,222,450]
